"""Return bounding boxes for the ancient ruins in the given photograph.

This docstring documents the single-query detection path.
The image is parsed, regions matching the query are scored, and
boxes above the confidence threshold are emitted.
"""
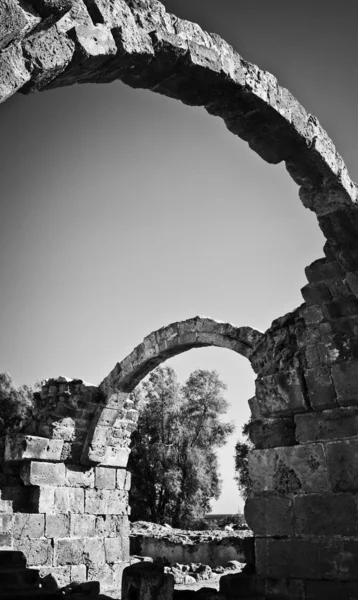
[1,0,358,598]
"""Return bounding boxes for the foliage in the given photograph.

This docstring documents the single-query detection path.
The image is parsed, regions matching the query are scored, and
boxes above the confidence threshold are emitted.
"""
[0,373,37,437]
[128,366,234,528]
[234,419,253,501]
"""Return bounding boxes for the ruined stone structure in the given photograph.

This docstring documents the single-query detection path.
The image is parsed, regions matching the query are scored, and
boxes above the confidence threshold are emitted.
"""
[2,0,358,598]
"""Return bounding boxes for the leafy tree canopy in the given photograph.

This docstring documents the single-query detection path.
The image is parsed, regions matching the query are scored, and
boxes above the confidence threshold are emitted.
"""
[128,366,234,528]
[234,420,253,501]
[0,373,37,437]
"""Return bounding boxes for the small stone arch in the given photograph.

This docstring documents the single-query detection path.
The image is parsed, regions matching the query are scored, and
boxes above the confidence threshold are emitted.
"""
[83,316,263,465]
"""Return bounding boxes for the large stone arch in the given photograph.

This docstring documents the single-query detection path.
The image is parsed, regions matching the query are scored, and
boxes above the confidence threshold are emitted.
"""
[1,0,358,253]
[3,2,358,598]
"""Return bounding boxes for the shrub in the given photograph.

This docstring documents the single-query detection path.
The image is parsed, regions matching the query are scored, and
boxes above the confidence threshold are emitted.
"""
[0,373,37,437]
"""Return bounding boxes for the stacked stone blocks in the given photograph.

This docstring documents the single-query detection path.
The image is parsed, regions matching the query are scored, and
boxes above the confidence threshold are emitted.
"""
[0,378,134,597]
[241,253,358,598]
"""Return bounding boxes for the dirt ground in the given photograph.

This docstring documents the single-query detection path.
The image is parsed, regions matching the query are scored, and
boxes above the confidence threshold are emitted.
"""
[174,568,242,593]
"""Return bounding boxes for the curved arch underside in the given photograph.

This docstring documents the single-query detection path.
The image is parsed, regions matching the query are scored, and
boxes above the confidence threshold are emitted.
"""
[100,315,263,394]
[1,0,357,227]
[82,316,262,465]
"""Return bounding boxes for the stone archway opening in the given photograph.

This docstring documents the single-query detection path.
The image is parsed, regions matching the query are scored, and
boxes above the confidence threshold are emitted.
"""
[84,317,262,468]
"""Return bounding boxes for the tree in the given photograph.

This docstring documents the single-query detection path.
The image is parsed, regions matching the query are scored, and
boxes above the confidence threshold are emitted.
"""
[0,373,36,437]
[128,366,234,528]
[234,420,253,501]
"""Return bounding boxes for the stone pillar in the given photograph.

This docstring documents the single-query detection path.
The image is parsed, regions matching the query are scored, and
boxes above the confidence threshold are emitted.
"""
[122,563,174,600]
[239,254,358,599]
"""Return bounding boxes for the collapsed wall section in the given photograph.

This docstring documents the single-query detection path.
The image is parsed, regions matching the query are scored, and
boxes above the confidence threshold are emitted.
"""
[0,378,136,597]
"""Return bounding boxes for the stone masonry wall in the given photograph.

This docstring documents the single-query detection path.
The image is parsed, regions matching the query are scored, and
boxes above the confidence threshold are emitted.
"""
[239,250,358,600]
[0,378,134,598]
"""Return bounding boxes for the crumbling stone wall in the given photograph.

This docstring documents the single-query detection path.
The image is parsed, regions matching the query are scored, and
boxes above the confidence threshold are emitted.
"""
[0,378,132,597]
[2,0,358,598]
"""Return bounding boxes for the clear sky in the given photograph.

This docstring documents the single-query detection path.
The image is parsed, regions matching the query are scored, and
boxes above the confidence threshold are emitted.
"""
[0,0,357,512]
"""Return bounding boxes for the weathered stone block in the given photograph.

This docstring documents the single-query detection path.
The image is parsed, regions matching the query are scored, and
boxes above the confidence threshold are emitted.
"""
[318,337,358,365]
[22,23,76,92]
[105,537,128,563]
[295,407,358,443]
[305,259,344,283]
[301,305,325,325]
[332,360,358,406]
[46,514,70,539]
[95,515,130,538]
[248,444,330,495]
[256,538,318,580]
[70,564,87,582]
[326,439,358,491]
[95,466,116,489]
[244,496,293,536]
[301,282,332,305]
[85,489,128,514]
[66,465,94,488]
[305,580,358,600]
[55,538,84,566]
[320,315,358,340]
[323,298,358,320]
[53,487,85,513]
[5,435,64,462]
[68,487,85,513]
[21,461,66,486]
[14,538,52,566]
[0,0,40,50]
[87,563,116,589]
[83,537,105,566]
[256,369,308,417]
[303,366,337,410]
[13,514,45,538]
[248,448,277,494]
[70,514,96,537]
[97,408,118,427]
[256,537,358,581]
[276,445,330,494]
[101,445,130,467]
[293,493,358,536]
[249,417,296,449]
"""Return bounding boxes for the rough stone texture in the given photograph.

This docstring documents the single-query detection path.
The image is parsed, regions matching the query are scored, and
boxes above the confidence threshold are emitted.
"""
[2,2,358,598]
